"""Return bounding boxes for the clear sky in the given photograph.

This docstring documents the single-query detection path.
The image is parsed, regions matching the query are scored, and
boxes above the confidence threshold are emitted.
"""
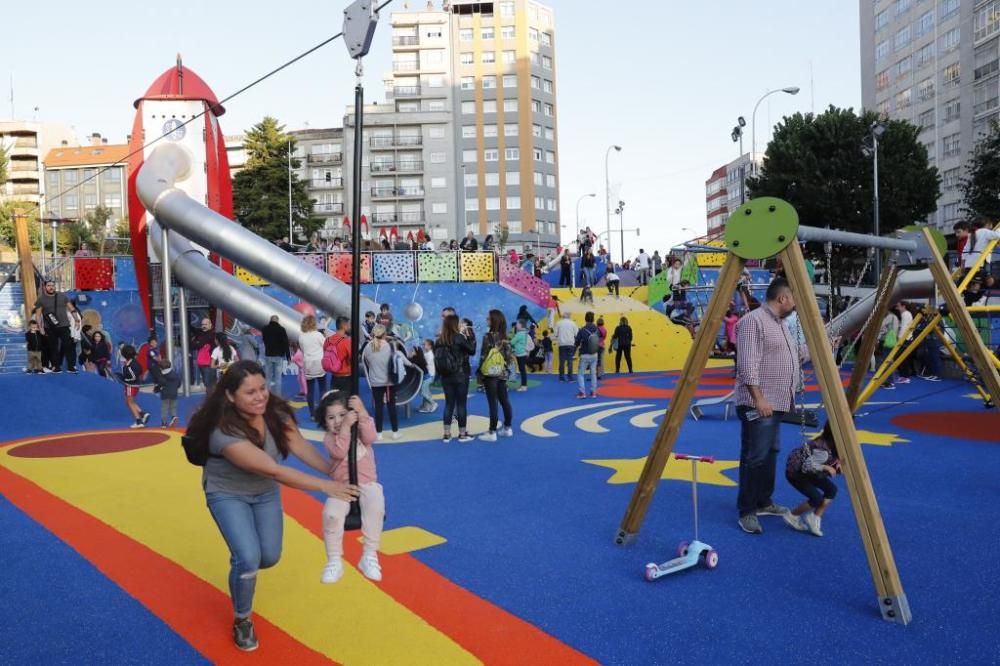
[2,0,860,259]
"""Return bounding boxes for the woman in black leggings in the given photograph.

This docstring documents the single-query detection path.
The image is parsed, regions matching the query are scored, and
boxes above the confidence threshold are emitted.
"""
[612,316,634,373]
[478,309,515,442]
[434,314,476,442]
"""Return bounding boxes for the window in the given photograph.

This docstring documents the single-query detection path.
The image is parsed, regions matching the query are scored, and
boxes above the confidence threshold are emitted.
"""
[533,171,543,185]
[896,56,912,77]
[504,123,518,136]
[506,171,520,185]
[533,148,543,162]
[462,101,476,114]
[894,25,911,51]
[503,74,517,88]
[503,50,516,64]
[546,151,555,164]
[506,196,521,209]
[502,25,515,40]
[427,100,445,111]
[466,198,479,211]
[896,88,912,110]
[481,27,495,40]
[877,99,890,116]
[484,124,498,137]
[942,132,961,157]
[975,1,1000,42]
[916,42,934,68]
[531,75,540,89]
[461,52,474,65]
[939,27,959,53]
[427,75,444,88]
[430,152,446,164]
[504,99,518,112]
[429,126,445,139]
[431,177,446,189]
[64,194,78,210]
[507,220,522,233]
[544,103,554,116]
[483,75,497,89]
[546,174,556,187]
[464,172,479,188]
[500,1,514,17]
[485,172,500,186]
[547,199,557,211]
[529,27,539,42]
[104,193,122,208]
[542,55,552,70]
[63,170,78,184]
[940,0,959,21]
[875,9,890,31]
[974,80,999,114]
[483,100,497,113]
[531,51,540,66]
[943,97,961,122]
[397,102,419,112]
[463,149,477,162]
[531,99,542,112]
[534,196,544,209]
[545,127,555,140]
[541,32,552,46]
[943,202,960,221]
[876,40,890,63]
[917,76,935,100]
[942,167,960,191]
[975,42,999,80]
[461,76,475,90]
[896,0,911,12]
[83,193,97,209]
[484,149,499,161]
[486,197,501,210]
[433,202,448,214]
[543,80,553,93]
[460,28,473,41]
[532,124,542,137]
[463,125,477,138]
[918,108,936,130]
[917,10,934,37]
[482,51,496,64]
[943,62,960,88]
[505,147,520,160]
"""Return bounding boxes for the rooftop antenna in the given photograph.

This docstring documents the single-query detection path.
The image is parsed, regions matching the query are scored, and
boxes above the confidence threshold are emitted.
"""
[176,53,184,94]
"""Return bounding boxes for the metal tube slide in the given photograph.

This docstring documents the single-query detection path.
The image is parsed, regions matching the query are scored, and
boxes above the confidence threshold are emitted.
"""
[137,144,379,322]
[543,239,577,271]
[798,225,917,252]
[148,218,304,343]
[826,268,935,339]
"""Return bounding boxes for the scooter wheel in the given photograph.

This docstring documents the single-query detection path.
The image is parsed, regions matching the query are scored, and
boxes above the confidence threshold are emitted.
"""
[703,549,719,569]
[644,563,658,581]
[677,541,689,557]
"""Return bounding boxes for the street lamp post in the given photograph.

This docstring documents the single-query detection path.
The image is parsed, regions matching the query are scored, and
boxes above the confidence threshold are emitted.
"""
[751,87,800,176]
[287,139,293,244]
[575,192,596,242]
[864,121,887,283]
[732,116,746,204]
[604,144,622,262]
[615,200,625,265]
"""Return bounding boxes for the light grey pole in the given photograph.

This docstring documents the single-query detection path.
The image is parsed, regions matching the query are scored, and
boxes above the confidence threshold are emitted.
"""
[604,145,621,263]
[738,132,746,204]
[177,286,191,397]
[161,225,174,379]
[751,87,799,176]
[575,192,595,240]
[873,132,882,283]
[51,220,57,260]
[288,139,293,244]
[39,219,46,275]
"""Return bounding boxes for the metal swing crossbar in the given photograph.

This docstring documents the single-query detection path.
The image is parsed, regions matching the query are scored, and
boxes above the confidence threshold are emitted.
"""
[615,198,1000,627]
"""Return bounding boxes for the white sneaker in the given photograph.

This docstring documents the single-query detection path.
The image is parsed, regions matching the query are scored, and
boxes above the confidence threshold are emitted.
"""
[783,513,808,532]
[803,512,823,537]
[390,431,401,440]
[320,558,344,584]
[457,433,474,443]
[516,386,528,392]
[498,427,514,438]
[375,433,383,442]
[479,431,497,442]
[358,553,382,581]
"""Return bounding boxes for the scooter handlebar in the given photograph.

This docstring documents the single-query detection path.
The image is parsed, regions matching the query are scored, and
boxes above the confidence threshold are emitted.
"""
[674,454,715,463]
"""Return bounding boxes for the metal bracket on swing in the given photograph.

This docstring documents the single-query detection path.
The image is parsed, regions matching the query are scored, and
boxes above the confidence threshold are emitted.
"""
[343,0,380,60]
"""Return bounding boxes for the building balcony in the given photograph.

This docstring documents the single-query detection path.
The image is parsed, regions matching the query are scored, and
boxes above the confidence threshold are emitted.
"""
[307,152,343,165]
[371,211,424,226]
[370,160,424,174]
[8,169,40,181]
[370,135,423,150]
[312,202,345,215]
[370,187,425,200]
[389,85,422,98]
[310,178,344,189]
[392,61,420,73]
[392,35,420,48]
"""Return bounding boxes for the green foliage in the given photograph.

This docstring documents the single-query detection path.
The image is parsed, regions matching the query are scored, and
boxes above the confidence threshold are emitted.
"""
[748,105,940,291]
[0,146,8,185]
[233,116,320,243]
[0,203,40,250]
[498,224,510,250]
[960,119,1000,223]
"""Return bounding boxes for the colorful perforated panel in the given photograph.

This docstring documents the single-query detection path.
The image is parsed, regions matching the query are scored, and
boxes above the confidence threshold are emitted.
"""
[498,260,550,307]
[327,253,372,284]
[416,252,458,282]
[235,267,269,286]
[373,252,416,283]
[114,257,137,291]
[74,258,115,291]
[298,253,327,272]
[459,252,495,282]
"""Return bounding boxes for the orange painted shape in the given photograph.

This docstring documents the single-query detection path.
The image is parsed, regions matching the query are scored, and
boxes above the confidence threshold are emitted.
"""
[0,465,334,666]
[280,487,598,666]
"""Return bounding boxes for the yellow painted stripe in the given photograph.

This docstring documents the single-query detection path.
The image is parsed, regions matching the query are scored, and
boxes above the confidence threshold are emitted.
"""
[520,401,632,438]
[573,404,654,434]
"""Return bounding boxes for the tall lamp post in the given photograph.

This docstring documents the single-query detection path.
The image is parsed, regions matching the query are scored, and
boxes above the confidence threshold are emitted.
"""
[863,121,887,283]
[575,192,596,242]
[731,116,746,204]
[751,87,800,175]
[615,200,625,265]
[604,144,622,261]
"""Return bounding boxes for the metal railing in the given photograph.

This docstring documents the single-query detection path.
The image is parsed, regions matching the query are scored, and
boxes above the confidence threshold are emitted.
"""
[392,85,421,97]
[370,135,422,148]
[392,35,419,46]
[307,153,343,164]
[310,177,344,188]
[370,186,425,198]
[370,161,424,173]
[392,61,420,72]
[312,202,345,214]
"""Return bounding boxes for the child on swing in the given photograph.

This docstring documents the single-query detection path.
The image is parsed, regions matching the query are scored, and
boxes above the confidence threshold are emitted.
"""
[315,390,386,584]
[783,423,840,537]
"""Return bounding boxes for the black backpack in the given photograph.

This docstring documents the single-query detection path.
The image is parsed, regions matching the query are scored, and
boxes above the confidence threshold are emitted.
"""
[585,328,601,354]
[181,435,222,466]
[434,342,459,376]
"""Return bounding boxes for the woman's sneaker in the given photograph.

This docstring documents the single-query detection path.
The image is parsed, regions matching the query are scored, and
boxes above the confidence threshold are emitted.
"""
[783,513,808,532]
[321,558,344,584]
[803,512,824,537]
[457,433,474,443]
[498,427,514,437]
[358,552,382,581]
[233,617,258,651]
[479,431,497,442]
[442,432,452,442]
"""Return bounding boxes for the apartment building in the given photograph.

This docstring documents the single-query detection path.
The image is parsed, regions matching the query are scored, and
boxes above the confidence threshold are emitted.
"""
[860,0,986,230]
[0,121,77,208]
[290,127,348,229]
[705,165,728,237]
[43,134,129,224]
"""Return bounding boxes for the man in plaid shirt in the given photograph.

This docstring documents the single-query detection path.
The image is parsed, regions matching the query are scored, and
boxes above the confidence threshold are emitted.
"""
[734,277,800,534]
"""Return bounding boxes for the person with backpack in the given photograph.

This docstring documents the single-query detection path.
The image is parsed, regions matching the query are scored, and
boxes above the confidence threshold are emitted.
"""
[184,361,360,651]
[575,311,601,398]
[478,309,516,441]
[155,358,182,427]
[434,314,476,442]
[323,316,353,394]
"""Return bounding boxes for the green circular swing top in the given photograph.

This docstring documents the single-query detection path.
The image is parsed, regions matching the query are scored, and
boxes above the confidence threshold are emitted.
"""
[724,197,799,260]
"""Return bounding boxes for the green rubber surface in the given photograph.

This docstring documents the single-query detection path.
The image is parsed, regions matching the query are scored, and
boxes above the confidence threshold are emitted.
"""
[724,197,799,260]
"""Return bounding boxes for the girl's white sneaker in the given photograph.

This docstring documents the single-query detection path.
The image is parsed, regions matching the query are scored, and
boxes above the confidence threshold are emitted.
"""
[320,558,344,584]
[358,553,382,581]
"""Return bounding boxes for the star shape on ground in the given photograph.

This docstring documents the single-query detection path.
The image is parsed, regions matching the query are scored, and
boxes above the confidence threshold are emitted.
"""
[582,456,738,487]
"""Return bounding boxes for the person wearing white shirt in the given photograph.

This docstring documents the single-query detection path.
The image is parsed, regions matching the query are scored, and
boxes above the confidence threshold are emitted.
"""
[895,302,914,384]
[635,250,651,286]
[553,313,579,381]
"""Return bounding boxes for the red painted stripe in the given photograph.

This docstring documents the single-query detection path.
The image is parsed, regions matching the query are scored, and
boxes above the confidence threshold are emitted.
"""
[281,487,598,666]
[0,466,334,665]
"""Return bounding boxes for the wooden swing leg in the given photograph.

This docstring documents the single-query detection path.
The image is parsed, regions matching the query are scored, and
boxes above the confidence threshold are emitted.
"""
[781,242,910,624]
[614,254,746,545]
[936,326,993,404]
[854,314,938,411]
[845,266,899,410]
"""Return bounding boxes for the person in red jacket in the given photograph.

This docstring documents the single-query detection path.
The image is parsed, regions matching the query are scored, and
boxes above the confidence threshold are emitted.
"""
[325,316,353,393]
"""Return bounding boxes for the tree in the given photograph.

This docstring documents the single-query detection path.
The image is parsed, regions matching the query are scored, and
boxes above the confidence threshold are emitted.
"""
[0,202,41,251]
[233,116,319,243]
[748,105,940,295]
[0,145,8,185]
[960,119,1000,223]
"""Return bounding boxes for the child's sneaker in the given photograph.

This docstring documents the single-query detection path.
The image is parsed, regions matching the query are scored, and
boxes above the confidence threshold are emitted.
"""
[803,512,824,537]
[320,558,344,584]
[375,432,383,442]
[141,412,151,425]
[576,392,586,399]
[590,391,598,398]
[169,416,179,427]
[783,513,808,532]
[498,426,514,437]
[358,552,382,581]
[130,419,144,429]
[479,431,497,442]
[516,386,528,392]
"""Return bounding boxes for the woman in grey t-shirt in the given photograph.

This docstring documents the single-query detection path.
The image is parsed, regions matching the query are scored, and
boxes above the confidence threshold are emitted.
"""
[185,361,359,652]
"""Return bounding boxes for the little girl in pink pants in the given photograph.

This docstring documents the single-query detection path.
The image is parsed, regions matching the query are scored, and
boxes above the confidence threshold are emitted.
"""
[316,391,386,584]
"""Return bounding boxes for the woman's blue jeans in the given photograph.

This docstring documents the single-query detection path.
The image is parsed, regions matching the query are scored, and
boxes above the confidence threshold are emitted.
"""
[206,488,283,618]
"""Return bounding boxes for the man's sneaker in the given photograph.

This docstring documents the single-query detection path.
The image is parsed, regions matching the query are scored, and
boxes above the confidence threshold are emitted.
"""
[499,426,514,438]
[479,431,497,442]
[897,377,911,384]
[922,375,941,382]
[42,367,53,374]
[233,617,258,651]
[882,383,896,390]
[358,553,382,581]
[68,369,78,374]
[516,386,528,392]
[756,503,789,516]
[51,369,62,374]
[168,416,179,427]
[803,512,824,537]
[576,392,586,399]
[141,412,151,426]
[738,514,763,534]
[457,433,474,443]
[129,420,144,429]
[320,558,344,584]
[783,513,808,532]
